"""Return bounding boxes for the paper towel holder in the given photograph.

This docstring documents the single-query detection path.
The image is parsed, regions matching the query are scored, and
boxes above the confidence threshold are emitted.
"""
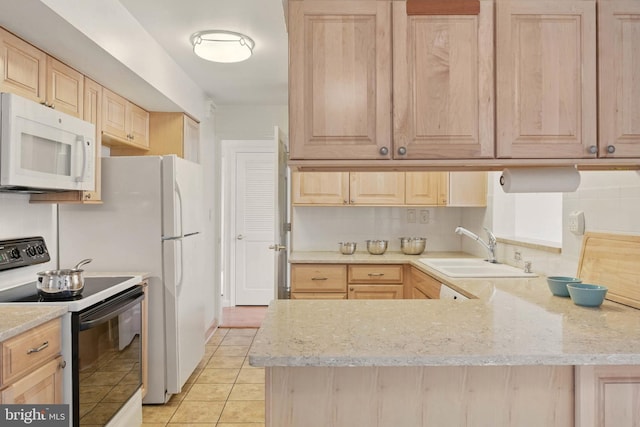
[499,166,581,193]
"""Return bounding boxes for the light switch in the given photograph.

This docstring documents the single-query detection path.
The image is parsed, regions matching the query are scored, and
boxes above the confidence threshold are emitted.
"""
[568,211,585,235]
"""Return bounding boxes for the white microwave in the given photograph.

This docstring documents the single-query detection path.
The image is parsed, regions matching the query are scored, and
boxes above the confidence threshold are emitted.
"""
[0,92,95,193]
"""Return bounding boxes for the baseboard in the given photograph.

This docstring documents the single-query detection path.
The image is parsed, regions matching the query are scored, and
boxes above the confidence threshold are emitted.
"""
[205,319,219,342]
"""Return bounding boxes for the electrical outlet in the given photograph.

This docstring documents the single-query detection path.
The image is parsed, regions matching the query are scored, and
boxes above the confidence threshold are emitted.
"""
[419,210,430,224]
[568,211,585,235]
[407,209,416,223]
[514,250,522,261]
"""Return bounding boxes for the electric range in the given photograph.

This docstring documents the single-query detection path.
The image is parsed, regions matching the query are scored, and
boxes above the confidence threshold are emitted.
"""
[0,237,145,427]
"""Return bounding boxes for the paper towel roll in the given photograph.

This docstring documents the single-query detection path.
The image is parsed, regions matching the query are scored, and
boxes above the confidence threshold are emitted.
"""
[499,167,581,193]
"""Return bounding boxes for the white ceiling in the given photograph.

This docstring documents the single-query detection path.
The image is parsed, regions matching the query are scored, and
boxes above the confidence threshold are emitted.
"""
[118,0,289,106]
[0,0,288,109]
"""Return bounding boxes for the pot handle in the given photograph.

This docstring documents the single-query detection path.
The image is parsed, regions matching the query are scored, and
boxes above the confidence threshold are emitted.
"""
[74,258,93,269]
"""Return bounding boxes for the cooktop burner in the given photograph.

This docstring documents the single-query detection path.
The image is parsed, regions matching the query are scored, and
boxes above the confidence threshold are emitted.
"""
[2,276,135,303]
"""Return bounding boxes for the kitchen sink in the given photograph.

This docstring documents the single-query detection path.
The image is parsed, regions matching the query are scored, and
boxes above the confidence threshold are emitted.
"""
[418,258,538,278]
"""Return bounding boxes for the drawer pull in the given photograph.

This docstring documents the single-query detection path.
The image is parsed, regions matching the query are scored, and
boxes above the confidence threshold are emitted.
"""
[27,341,49,354]
[311,277,328,281]
[368,273,385,277]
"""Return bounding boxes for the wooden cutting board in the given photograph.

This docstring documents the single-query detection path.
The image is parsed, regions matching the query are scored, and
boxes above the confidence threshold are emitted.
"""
[577,232,640,309]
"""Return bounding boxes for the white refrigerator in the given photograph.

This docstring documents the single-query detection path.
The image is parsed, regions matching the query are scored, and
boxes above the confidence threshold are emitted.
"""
[59,155,205,404]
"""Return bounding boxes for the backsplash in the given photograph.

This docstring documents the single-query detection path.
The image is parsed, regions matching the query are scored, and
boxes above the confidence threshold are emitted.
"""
[462,171,640,277]
[291,206,468,253]
[0,193,57,289]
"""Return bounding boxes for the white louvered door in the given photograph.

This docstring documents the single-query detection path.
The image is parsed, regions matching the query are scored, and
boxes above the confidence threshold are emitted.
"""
[234,151,276,305]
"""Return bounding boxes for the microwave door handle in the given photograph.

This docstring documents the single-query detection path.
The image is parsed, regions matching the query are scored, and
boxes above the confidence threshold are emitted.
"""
[75,136,90,183]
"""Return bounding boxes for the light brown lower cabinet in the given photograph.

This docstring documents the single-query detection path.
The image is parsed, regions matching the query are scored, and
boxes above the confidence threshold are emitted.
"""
[0,356,63,404]
[291,292,346,300]
[0,318,63,404]
[347,284,403,299]
[410,266,441,299]
[575,365,640,426]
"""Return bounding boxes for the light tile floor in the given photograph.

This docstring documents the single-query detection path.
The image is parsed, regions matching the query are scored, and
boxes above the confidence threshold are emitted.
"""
[142,328,264,427]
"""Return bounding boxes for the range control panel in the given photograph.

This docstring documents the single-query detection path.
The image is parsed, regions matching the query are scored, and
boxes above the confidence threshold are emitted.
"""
[0,237,50,272]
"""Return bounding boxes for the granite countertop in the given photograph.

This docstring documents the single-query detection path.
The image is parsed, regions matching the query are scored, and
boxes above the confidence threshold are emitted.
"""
[250,252,640,368]
[289,250,466,264]
[0,305,67,342]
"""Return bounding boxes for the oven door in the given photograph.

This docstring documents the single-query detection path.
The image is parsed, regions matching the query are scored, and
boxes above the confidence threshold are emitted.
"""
[72,286,144,427]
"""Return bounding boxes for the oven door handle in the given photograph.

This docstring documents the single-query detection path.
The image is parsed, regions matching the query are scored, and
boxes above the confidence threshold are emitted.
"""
[79,294,144,331]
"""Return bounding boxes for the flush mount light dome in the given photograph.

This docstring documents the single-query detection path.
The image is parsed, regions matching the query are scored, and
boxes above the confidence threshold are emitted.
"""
[190,30,255,63]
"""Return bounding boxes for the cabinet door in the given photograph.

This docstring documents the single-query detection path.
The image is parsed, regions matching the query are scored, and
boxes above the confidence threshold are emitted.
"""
[82,77,102,202]
[598,1,640,158]
[291,172,350,205]
[0,356,63,404]
[0,28,46,103]
[288,0,392,160]
[448,172,487,207]
[576,365,640,427]
[496,0,596,158]
[393,1,494,159]
[46,56,83,118]
[350,172,405,205]
[348,284,404,299]
[102,87,128,140]
[410,267,441,299]
[405,172,447,205]
[128,102,149,149]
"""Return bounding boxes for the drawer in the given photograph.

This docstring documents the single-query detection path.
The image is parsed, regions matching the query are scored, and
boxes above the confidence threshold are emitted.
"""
[291,264,347,292]
[291,292,347,300]
[1,319,62,386]
[348,264,404,284]
[348,284,404,299]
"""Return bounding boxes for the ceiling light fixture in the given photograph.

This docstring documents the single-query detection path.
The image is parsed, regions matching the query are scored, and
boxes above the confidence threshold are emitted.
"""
[190,30,255,63]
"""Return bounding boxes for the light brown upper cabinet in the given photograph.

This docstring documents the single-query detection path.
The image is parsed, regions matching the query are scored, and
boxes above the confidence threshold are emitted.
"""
[45,56,84,118]
[292,171,486,206]
[288,0,392,160]
[102,87,149,151]
[393,0,494,159]
[598,0,640,158]
[291,172,405,205]
[496,0,597,158]
[0,28,46,103]
[0,28,83,119]
[147,113,200,163]
[288,0,493,161]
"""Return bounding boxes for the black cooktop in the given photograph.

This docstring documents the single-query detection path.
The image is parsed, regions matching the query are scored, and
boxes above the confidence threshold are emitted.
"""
[0,276,135,302]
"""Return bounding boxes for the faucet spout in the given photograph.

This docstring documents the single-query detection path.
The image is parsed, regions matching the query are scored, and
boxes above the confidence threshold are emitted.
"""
[455,226,498,263]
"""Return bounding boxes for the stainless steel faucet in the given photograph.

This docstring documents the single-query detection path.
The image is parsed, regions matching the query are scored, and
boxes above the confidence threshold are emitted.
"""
[455,226,498,263]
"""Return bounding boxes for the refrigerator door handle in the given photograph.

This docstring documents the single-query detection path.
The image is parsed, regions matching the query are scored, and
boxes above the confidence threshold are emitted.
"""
[176,239,184,295]
[175,181,184,238]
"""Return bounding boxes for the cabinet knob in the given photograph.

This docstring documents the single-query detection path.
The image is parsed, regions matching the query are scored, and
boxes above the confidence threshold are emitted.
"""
[397,146,407,156]
[350,199,355,204]
[379,146,389,156]
[607,145,616,154]
[588,145,597,155]
[343,200,348,205]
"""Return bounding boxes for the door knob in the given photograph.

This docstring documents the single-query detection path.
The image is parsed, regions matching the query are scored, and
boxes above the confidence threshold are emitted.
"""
[269,244,287,251]
[236,234,245,240]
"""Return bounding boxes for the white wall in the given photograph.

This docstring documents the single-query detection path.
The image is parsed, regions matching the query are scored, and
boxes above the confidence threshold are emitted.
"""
[292,206,465,253]
[462,170,640,277]
[0,194,58,289]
